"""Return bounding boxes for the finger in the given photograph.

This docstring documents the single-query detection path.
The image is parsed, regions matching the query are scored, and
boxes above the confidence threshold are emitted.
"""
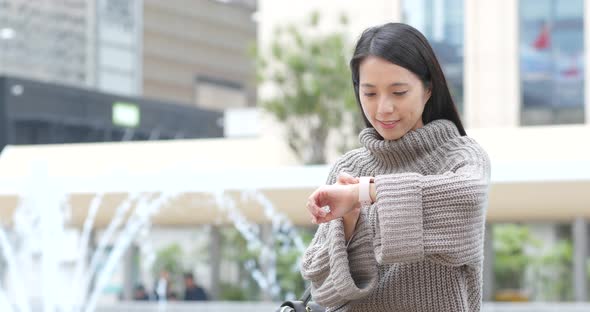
[337,172,353,183]
[337,172,359,185]
[308,191,327,218]
[315,212,335,224]
[312,189,331,216]
[306,198,320,218]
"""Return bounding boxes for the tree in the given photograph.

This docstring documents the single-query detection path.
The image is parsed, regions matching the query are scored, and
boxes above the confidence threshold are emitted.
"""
[493,224,575,301]
[493,224,540,293]
[528,239,573,301]
[218,227,261,301]
[152,243,184,280]
[254,12,362,164]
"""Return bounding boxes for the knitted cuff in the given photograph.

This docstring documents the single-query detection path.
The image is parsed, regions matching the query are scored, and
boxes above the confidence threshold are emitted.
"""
[373,172,424,264]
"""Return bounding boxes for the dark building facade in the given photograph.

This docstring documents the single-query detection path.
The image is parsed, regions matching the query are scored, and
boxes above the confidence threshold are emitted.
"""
[0,75,223,150]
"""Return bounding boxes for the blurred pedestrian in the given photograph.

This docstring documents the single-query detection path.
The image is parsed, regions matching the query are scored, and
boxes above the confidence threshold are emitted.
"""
[183,272,208,301]
[133,284,149,301]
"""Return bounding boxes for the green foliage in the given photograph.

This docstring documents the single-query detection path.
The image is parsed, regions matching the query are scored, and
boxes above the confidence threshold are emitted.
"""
[146,227,322,301]
[219,282,249,301]
[494,224,541,290]
[218,227,261,301]
[275,230,315,300]
[217,226,316,301]
[152,243,184,277]
[149,243,185,298]
[529,239,573,301]
[254,11,362,164]
[493,224,575,301]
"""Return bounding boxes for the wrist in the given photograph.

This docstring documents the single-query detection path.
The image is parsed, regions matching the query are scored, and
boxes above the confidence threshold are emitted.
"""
[351,184,360,206]
[341,185,360,221]
[358,176,374,206]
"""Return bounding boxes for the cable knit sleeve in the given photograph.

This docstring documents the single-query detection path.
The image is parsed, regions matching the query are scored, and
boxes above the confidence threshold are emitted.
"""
[371,144,491,267]
[300,154,378,308]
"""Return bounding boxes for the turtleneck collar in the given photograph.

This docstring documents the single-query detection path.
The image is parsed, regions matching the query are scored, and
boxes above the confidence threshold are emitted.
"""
[359,119,462,165]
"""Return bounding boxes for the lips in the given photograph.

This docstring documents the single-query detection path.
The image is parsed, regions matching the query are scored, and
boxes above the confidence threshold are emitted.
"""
[378,119,399,129]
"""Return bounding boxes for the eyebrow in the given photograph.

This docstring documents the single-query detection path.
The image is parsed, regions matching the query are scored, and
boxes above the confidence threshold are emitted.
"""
[360,82,409,87]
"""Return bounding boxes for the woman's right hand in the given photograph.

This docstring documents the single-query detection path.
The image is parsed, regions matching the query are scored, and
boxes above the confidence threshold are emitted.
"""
[306,172,361,240]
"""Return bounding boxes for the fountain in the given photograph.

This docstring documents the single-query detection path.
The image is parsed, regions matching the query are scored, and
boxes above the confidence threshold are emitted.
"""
[0,162,308,311]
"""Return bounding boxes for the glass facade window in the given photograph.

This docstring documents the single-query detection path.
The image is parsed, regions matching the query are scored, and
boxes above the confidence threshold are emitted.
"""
[520,0,585,125]
[403,0,464,113]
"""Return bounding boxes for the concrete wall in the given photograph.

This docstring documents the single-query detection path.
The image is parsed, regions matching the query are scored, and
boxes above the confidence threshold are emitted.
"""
[142,0,257,109]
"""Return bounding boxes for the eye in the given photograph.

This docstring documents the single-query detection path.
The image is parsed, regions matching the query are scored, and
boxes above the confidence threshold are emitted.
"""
[363,93,376,97]
[393,91,408,96]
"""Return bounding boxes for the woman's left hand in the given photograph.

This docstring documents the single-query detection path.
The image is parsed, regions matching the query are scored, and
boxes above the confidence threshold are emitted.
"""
[307,177,360,224]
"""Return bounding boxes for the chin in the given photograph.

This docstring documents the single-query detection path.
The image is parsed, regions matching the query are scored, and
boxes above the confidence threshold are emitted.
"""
[383,134,403,141]
[376,129,403,141]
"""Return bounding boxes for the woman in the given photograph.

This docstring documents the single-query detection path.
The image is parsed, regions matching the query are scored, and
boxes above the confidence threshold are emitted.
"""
[302,23,491,312]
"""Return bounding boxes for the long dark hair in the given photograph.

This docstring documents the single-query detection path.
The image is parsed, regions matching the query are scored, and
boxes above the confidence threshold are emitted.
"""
[350,23,466,136]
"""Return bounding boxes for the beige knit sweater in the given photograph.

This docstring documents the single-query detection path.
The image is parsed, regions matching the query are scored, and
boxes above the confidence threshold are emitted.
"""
[301,119,491,312]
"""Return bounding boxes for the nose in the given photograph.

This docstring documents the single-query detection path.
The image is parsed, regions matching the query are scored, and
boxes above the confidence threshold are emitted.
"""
[376,96,395,115]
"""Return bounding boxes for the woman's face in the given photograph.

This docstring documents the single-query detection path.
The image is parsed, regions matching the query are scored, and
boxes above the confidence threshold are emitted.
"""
[358,56,431,140]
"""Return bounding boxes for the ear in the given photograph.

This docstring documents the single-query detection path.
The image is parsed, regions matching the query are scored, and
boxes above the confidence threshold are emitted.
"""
[424,85,432,104]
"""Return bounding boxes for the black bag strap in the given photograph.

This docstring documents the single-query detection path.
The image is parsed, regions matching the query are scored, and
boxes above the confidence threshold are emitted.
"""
[300,285,312,304]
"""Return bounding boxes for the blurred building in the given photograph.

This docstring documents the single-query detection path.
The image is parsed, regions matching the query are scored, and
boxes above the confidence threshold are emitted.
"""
[0,0,258,151]
[0,0,92,86]
[0,75,223,151]
[0,0,257,110]
[258,0,589,128]
[142,0,257,109]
